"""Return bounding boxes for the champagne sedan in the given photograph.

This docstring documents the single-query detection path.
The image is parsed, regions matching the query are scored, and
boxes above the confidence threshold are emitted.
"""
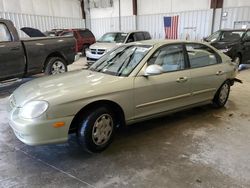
[8,40,238,152]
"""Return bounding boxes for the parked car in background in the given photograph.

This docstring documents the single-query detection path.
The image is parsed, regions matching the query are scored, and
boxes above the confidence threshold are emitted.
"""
[8,40,238,153]
[44,29,96,54]
[0,19,79,82]
[86,31,151,64]
[204,29,250,65]
[58,29,96,54]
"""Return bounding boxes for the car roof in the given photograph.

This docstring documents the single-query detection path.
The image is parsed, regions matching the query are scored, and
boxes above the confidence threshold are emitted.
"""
[130,39,204,46]
[105,31,149,34]
[219,29,246,32]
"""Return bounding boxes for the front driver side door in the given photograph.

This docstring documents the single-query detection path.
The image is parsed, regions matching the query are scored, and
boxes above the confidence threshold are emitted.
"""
[133,44,192,120]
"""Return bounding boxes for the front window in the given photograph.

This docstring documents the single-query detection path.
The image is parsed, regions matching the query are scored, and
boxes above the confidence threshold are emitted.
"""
[97,33,128,43]
[221,31,244,41]
[89,45,152,76]
[0,23,12,42]
[147,44,185,72]
[206,31,221,42]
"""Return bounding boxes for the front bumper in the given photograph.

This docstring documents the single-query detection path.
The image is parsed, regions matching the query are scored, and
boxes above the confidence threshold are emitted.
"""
[8,109,74,146]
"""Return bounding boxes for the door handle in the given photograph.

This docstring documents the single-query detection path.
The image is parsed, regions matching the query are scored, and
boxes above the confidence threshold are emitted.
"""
[176,77,188,83]
[10,47,20,51]
[216,71,224,75]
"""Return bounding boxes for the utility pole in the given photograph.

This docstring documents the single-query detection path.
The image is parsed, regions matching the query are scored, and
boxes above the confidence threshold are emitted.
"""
[118,0,121,31]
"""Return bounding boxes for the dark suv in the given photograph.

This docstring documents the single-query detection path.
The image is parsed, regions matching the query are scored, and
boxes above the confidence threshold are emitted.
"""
[204,29,250,64]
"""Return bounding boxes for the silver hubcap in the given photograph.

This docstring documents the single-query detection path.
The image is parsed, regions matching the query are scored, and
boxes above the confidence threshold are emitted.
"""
[92,114,113,145]
[51,61,66,74]
[219,84,229,104]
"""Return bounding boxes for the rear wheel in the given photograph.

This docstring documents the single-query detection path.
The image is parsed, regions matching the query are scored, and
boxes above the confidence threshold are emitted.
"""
[213,81,230,108]
[45,57,67,75]
[77,107,116,153]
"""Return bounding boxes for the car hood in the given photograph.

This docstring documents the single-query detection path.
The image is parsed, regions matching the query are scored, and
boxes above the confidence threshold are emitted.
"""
[210,40,239,49]
[13,70,125,107]
[89,42,120,50]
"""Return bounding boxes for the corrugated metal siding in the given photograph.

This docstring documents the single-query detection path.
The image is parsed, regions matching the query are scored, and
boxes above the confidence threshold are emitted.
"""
[0,11,85,37]
[91,10,212,41]
[221,6,250,29]
[91,16,136,39]
[138,9,213,40]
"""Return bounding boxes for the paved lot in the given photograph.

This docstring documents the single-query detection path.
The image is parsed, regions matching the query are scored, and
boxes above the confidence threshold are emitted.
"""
[0,62,250,188]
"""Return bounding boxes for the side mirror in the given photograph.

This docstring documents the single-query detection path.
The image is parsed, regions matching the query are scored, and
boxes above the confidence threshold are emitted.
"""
[144,64,163,76]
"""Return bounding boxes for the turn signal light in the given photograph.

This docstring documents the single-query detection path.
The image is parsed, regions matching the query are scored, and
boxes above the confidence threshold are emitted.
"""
[53,122,65,128]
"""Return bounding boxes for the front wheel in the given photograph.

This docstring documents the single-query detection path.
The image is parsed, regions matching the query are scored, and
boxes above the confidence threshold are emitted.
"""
[45,57,67,75]
[213,81,230,108]
[77,107,115,153]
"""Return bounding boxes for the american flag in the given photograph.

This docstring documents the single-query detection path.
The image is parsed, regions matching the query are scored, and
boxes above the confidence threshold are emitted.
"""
[164,16,179,39]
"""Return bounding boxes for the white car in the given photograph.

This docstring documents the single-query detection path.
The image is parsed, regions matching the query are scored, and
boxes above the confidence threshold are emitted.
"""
[86,31,151,64]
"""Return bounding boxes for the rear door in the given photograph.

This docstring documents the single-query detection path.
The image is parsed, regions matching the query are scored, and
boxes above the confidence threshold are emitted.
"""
[134,44,192,119]
[185,43,226,103]
[0,23,25,81]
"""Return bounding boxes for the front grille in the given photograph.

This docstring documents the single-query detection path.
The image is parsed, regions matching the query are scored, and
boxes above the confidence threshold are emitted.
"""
[90,49,105,55]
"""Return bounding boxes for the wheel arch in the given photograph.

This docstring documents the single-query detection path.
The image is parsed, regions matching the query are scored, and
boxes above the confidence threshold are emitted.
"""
[44,52,67,70]
[68,100,126,134]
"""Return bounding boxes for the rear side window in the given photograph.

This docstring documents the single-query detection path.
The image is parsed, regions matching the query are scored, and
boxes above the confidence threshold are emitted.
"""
[186,43,220,68]
[134,32,144,41]
[143,32,151,40]
[0,23,11,42]
[79,30,94,38]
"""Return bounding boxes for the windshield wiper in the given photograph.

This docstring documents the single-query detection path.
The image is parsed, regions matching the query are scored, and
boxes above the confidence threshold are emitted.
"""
[116,48,137,76]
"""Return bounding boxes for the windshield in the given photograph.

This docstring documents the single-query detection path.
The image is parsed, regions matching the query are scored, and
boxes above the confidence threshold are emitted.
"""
[97,33,128,43]
[206,31,220,42]
[220,31,244,41]
[89,45,152,76]
[206,30,244,42]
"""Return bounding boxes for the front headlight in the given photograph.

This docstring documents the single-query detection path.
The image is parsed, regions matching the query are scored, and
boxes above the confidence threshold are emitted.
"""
[19,101,49,119]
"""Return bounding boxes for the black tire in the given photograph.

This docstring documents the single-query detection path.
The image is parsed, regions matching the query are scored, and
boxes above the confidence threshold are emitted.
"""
[213,81,231,108]
[77,107,116,153]
[45,57,67,75]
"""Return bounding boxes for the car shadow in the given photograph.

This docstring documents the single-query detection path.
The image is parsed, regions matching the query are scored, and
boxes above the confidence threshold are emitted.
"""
[17,103,228,160]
